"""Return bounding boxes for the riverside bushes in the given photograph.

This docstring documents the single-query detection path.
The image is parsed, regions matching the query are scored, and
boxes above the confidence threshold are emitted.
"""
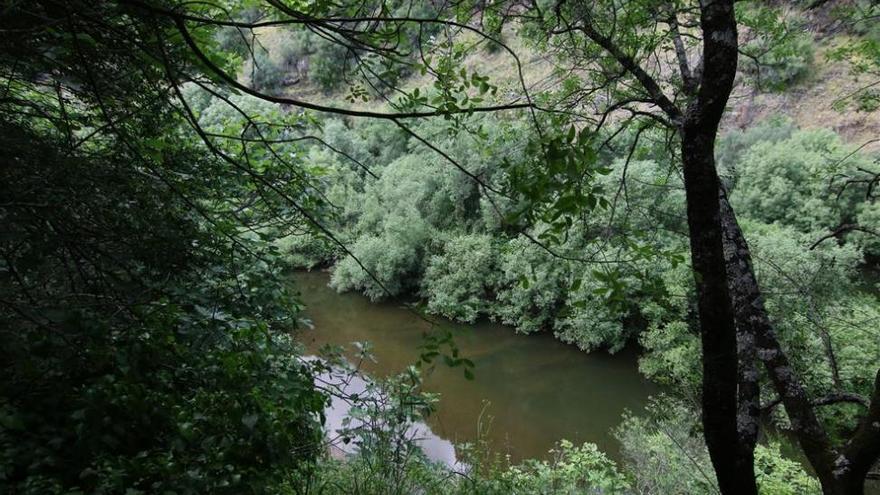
[304,117,876,356]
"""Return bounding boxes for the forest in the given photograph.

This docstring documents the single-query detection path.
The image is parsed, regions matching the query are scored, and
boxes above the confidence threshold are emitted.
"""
[1,0,879,494]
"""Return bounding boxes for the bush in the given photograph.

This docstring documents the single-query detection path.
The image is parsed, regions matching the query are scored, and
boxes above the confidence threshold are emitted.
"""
[212,7,262,60]
[492,237,568,334]
[422,234,499,322]
[0,124,326,494]
[248,47,289,93]
[615,398,821,495]
[308,35,353,93]
[754,443,822,495]
[855,88,880,112]
[321,118,409,172]
[732,128,878,254]
[637,262,700,389]
[241,30,312,94]
[495,441,630,494]
[552,273,637,353]
[277,232,339,269]
[716,117,796,174]
[330,211,432,300]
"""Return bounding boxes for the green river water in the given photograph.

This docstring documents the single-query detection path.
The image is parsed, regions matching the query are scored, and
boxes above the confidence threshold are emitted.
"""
[295,271,657,465]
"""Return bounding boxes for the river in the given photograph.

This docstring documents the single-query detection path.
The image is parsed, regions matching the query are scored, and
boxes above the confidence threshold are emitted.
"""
[294,270,658,465]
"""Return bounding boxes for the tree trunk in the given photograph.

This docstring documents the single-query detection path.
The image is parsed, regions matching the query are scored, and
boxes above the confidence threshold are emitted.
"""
[719,188,761,491]
[676,2,758,493]
[680,125,757,495]
[719,191,880,495]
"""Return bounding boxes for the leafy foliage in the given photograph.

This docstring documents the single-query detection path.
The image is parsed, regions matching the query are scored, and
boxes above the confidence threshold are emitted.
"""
[615,398,821,495]
[422,234,500,322]
[0,122,327,493]
[4,0,879,492]
[492,440,630,494]
[0,2,334,491]
[739,5,815,91]
[730,125,879,255]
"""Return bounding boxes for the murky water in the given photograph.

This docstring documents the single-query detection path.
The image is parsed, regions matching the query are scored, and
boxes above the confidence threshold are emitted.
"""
[294,270,657,464]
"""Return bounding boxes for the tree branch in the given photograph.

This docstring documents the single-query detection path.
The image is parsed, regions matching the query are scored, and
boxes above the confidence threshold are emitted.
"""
[168,16,531,120]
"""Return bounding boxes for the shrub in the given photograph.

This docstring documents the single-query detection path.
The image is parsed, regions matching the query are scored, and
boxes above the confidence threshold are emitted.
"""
[277,232,339,269]
[0,124,326,494]
[497,441,630,494]
[637,261,700,389]
[492,237,568,334]
[321,118,409,171]
[307,34,353,92]
[330,211,431,300]
[552,273,637,353]
[248,47,288,93]
[855,88,880,112]
[754,443,822,495]
[615,398,821,495]
[422,234,499,322]
[732,128,877,250]
[716,117,796,174]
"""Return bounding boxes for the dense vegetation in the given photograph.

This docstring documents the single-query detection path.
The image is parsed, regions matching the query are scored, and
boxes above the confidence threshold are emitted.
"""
[1,0,879,493]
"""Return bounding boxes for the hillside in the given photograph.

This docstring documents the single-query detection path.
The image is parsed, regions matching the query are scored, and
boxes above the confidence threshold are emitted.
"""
[252,10,880,151]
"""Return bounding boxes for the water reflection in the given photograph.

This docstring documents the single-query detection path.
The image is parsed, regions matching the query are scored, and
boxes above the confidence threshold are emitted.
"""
[312,358,460,467]
[295,271,657,463]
